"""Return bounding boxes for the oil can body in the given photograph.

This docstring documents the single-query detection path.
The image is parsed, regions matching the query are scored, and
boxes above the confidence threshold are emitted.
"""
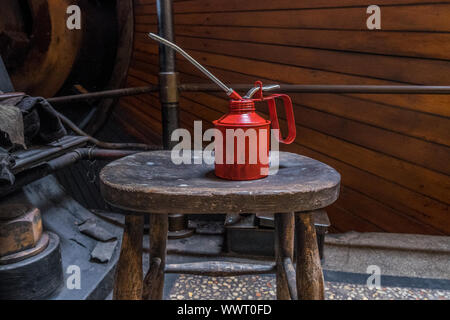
[213,100,271,180]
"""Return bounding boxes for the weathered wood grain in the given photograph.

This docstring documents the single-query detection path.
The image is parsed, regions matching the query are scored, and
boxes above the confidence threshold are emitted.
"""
[295,212,325,300]
[165,261,276,276]
[142,214,168,300]
[142,257,161,299]
[113,215,144,300]
[117,0,450,236]
[100,151,340,214]
[283,257,298,300]
[275,213,294,300]
[136,0,450,14]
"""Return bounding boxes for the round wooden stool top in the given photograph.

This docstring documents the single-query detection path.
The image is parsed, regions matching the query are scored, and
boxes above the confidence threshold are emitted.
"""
[100,151,340,214]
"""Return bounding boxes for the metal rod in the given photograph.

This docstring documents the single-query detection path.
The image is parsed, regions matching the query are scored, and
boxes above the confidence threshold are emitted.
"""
[180,84,450,94]
[55,110,160,150]
[47,84,450,105]
[275,84,450,94]
[156,0,192,239]
[156,0,175,74]
[47,86,158,104]
[164,261,276,276]
[156,0,179,150]
[46,148,139,171]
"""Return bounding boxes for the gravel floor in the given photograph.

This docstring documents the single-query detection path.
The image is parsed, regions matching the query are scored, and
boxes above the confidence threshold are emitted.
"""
[326,282,450,300]
[168,274,450,300]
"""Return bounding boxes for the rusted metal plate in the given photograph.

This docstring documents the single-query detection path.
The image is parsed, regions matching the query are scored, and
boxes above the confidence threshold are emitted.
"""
[100,151,340,214]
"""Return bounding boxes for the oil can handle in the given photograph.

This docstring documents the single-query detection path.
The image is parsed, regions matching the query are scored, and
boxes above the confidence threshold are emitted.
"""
[266,94,296,144]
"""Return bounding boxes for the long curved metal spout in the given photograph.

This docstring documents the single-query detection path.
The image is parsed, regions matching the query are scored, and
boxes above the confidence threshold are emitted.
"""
[148,33,242,99]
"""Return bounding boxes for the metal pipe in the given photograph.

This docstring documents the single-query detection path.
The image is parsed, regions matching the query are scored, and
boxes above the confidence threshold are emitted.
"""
[156,0,175,74]
[156,0,193,239]
[46,84,450,105]
[47,148,139,171]
[47,86,158,104]
[180,84,450,94]
[55,110,160,150]
[273,84,450,94]
[156,0,179,150]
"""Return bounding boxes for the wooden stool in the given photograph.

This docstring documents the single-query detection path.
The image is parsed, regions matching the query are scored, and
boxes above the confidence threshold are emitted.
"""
[100,151,340,300]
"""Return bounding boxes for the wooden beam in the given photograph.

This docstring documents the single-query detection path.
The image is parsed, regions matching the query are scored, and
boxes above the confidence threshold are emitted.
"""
[275,213,294,300]
[282,257,298,300]
[165,261,276,276]
[295,212,325,300]
[142,214,168,300]
[113,215,144,300]
[142,257,162,299]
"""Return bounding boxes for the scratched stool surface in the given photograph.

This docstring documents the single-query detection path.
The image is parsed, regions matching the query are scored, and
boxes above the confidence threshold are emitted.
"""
[100,151,340,214]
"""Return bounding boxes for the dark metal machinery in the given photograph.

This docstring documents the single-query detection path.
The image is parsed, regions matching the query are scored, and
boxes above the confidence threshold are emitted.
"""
[0,58,132,299]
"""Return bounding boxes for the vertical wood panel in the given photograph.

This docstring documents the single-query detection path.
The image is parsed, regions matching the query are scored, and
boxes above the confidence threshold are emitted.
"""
[115,0,450,235]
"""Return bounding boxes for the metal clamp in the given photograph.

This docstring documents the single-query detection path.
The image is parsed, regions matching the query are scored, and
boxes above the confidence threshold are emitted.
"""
[159,72,179,103]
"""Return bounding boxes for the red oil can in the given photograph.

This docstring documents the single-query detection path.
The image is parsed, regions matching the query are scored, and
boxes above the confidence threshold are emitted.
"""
[214,82,296,180]
[148,34,297,180]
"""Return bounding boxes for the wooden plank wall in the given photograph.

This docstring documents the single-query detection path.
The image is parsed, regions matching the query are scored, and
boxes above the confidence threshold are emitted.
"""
[115,0,450,235]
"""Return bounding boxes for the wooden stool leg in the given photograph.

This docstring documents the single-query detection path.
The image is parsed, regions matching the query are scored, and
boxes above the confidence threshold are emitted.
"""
[143,214,168,300]
[295,212,325,300]
[114,215,144,300]
[275,213,296,300]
